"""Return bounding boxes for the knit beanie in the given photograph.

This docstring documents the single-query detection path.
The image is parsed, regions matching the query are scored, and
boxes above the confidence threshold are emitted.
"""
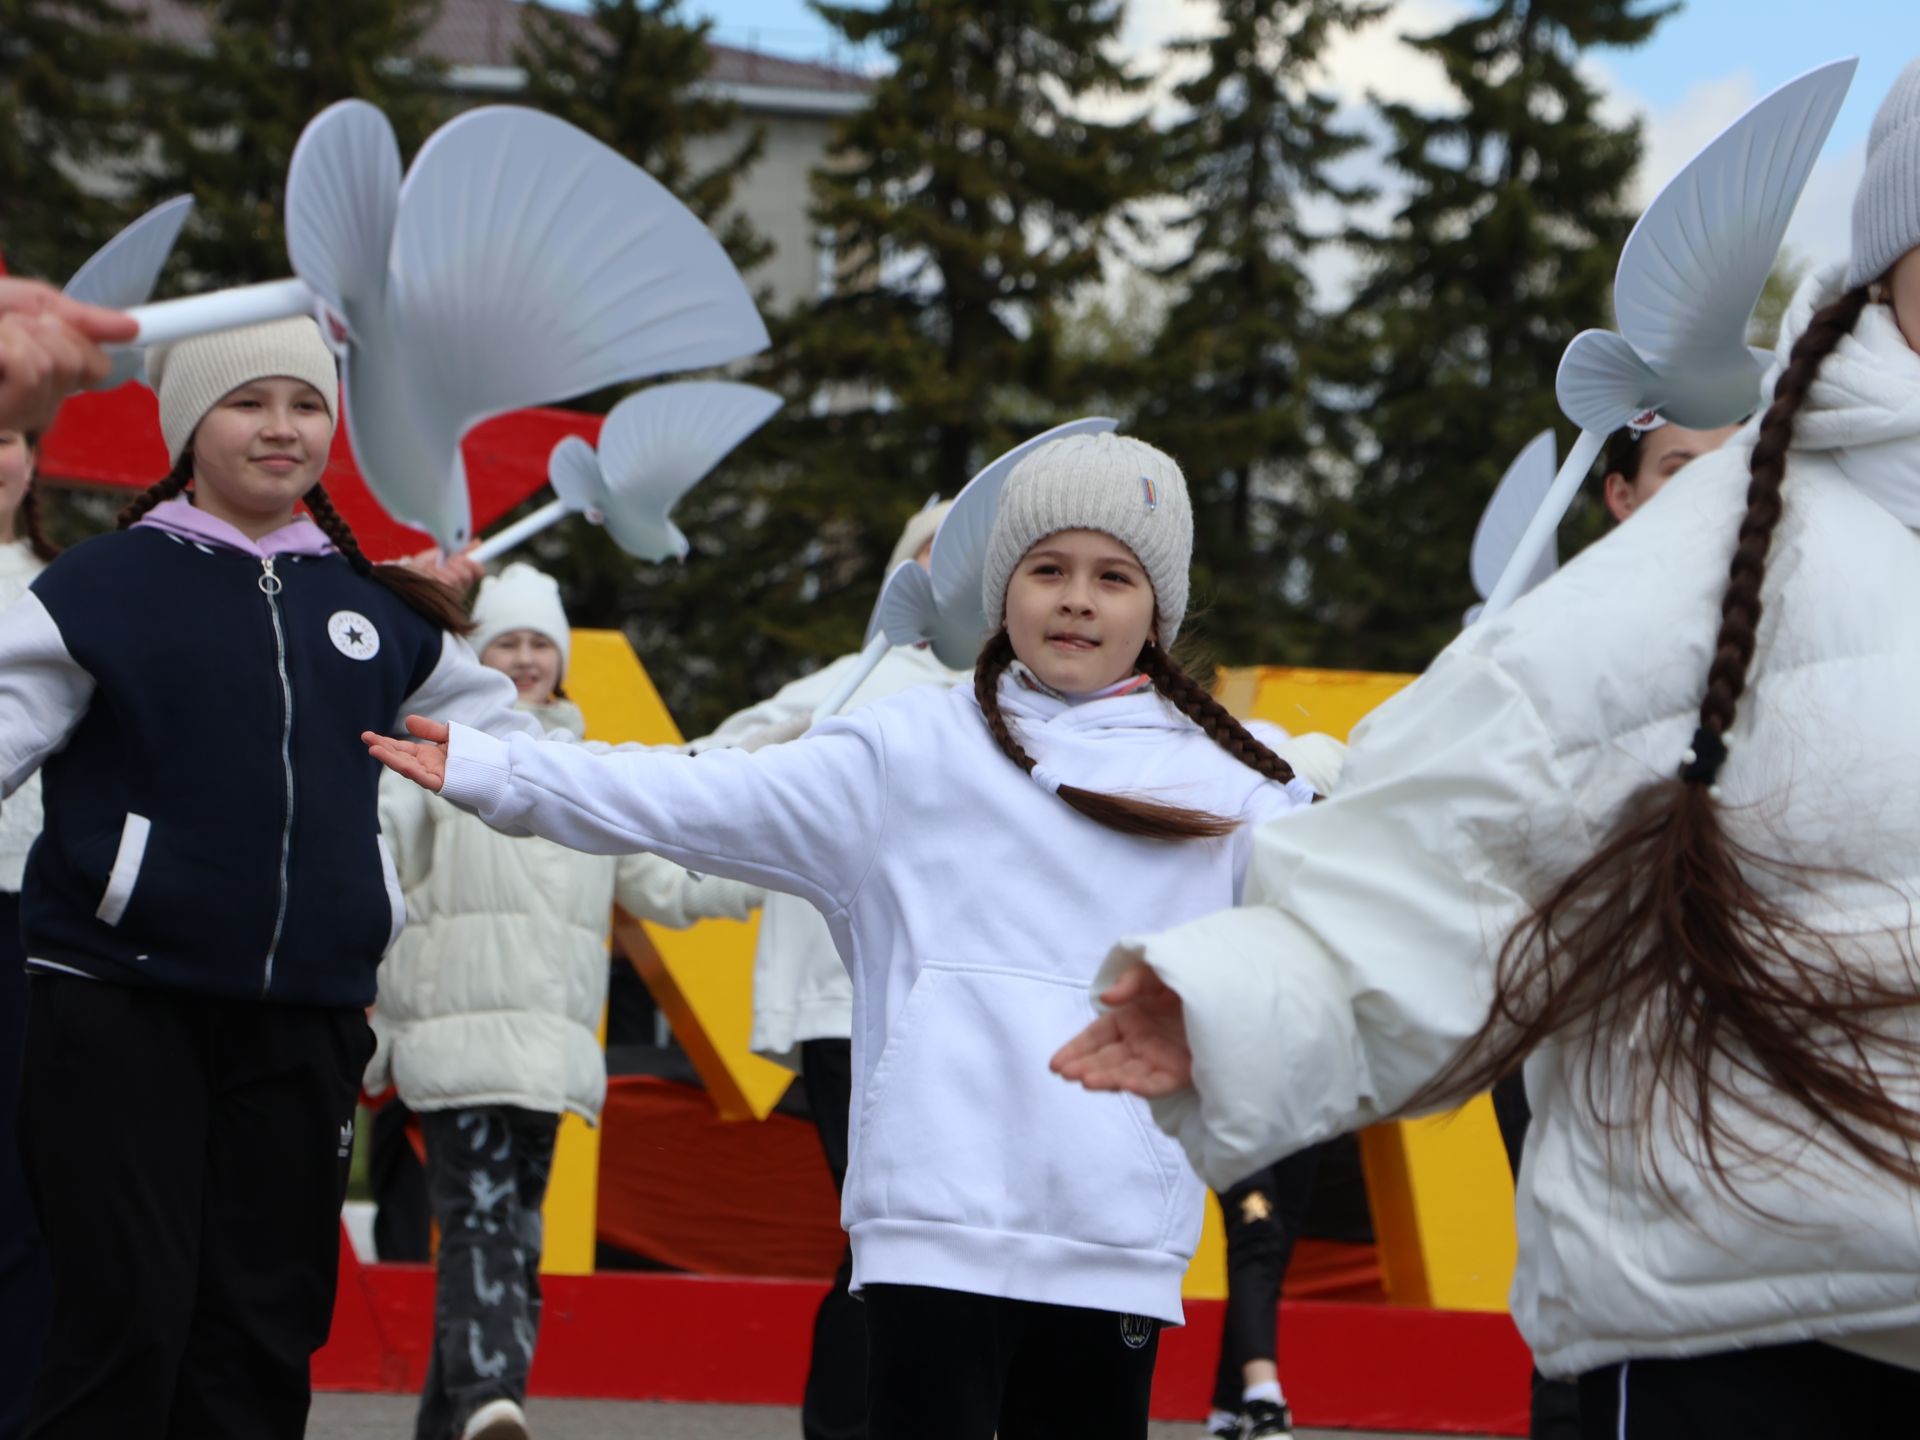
[470,563,572,680]
[981,433,1192,646]
[1849,56,1920,290]
[145,317,339,466]
[887,499,955,574]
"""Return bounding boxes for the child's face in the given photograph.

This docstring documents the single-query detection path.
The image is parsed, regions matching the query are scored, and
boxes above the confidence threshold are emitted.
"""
[1004,528,1157,694]
[190,378,333,526]
[1602,422,1738,523]
[481,629,562,706]
[0,431,34,531]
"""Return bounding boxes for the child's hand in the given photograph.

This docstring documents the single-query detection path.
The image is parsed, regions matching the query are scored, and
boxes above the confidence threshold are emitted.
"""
[1050,964,1194,1098]
[363,715,452,793]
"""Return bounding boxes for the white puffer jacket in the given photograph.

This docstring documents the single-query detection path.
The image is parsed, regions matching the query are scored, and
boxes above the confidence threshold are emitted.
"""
[0,540,45,893]
[692,644,968,1068]
[1103,266,1920,1376]
[369,699,764,1121]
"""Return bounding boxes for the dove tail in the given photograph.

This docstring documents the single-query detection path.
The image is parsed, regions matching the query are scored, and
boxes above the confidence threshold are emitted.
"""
[302,484,475,635]
[1408,285,1920,1211]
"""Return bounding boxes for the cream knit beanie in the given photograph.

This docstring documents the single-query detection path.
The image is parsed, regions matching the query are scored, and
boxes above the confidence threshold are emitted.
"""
[1849,56,1920,290]
[981,433,1193,645]
[887,499,955,574]
[470,563,572,680]
[145,317,339,466]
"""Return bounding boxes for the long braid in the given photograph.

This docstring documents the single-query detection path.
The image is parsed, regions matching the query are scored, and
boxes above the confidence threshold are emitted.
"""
[117,453,193,529]
[1411,284,1920,1203]
[1694,285,1872,761]
[1136,642,1296,789]
[304,483,475,634]
[974,628,1248,842]
[20,485,59,563]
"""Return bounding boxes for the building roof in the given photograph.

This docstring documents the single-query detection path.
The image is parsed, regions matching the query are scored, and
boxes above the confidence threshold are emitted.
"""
[134,0,871,106]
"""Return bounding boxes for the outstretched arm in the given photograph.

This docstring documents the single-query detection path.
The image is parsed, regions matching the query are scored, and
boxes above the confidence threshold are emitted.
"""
[366,706,889,918]
[1052,648,1588,1191]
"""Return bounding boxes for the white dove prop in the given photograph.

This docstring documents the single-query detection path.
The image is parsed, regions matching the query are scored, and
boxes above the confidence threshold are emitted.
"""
[471,381,781,564]
[1464,429,1556,626]
[810,415,1120,724]
[124,100,769,551]
[64,195,193,389]
[1480,57,1856,620]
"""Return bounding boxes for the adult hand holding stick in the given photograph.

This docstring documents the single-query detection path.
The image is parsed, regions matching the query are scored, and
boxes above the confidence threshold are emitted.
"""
[0,279,138,431]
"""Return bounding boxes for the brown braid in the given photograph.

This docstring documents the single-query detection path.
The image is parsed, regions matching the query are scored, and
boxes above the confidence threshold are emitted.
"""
[302,484,475,634]
[1412,285,1920,1203]
[973,628,1292,842]
[16,432,59,562]
[1135,642,1296,790]
[116,452,193,529]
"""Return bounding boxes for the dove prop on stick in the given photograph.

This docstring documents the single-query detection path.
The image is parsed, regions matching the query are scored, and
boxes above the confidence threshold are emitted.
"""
[64,195,194,389]
[124,100,769,552]
[1464,429,1557,626]
[810,416,1120,725]
[1479,57,1856,621]
[470,381,781,564]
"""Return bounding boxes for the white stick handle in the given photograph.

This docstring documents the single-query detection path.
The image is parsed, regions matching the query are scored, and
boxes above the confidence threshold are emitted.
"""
[1480,427,1604,620]
[126,278,317,347]
[810,632,893,728]
[469,499,573,564]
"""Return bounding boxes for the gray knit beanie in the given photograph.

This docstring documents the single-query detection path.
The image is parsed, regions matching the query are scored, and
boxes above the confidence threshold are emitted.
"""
[981,433,1192,646]
[145,317,339,465]
[1849,56,1920,290]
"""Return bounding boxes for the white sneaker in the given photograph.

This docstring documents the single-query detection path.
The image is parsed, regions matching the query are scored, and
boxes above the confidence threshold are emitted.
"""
[462,1397,530,1440]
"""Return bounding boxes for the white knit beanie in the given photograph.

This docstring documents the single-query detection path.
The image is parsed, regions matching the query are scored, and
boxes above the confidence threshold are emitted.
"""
[981,433,1192,646]
[887,499,955,573]
[1849,56,1920,290]
[470,563,572,680]
[145,317,339,466]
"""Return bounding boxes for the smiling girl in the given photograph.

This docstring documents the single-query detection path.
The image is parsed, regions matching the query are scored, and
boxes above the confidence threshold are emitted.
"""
[0,318,565,1439]
[367,433,1317,1440]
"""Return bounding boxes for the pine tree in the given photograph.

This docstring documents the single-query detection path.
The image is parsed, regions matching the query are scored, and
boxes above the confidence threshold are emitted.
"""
[1134,0,1382,668]
[137,0,447,288]
[536,0,1159,735]
[0,0,143,282]
[1314,0,1672,671]
[515,0,770,278]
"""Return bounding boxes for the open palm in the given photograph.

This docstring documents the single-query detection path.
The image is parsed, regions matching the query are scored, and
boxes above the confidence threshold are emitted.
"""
[1050,964,1193,1099]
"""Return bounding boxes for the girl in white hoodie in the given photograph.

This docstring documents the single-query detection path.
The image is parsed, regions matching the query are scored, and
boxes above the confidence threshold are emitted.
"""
[370,563,760,1440]
[1056,59,1920,1440]
[368,434,1317,1440]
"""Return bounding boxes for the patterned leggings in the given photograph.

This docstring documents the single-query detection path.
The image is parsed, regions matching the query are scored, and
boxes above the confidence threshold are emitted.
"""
[415,1106,560,1440]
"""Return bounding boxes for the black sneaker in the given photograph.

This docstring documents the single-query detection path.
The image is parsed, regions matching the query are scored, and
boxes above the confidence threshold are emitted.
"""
[1241,1399,1295,1439]
[1205,1418,1240,1439]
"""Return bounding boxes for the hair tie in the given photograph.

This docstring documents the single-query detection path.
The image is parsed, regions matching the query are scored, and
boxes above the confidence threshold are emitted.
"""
[1679,726,1728,787]
[1029,762,1064,796]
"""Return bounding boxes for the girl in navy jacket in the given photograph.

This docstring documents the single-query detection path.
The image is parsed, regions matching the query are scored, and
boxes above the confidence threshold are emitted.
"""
[0,319,547,1440]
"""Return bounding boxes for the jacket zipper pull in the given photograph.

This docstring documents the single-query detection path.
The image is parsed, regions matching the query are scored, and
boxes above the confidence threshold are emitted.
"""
[258,556,283,595]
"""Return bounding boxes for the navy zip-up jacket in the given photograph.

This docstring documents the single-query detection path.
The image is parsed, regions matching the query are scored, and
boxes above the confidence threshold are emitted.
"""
[0,503,546,1008]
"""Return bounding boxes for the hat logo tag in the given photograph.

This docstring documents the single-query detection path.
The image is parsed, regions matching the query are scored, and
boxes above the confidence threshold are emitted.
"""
[1141,474,1159,512]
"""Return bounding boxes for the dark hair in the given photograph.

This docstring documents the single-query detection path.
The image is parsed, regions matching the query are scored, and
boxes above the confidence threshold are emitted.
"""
[973,628,1297,841]
[1603,424,1648,485]
[15,429,58,563]
[117,460,473,634]
[1415,284,1920,1199]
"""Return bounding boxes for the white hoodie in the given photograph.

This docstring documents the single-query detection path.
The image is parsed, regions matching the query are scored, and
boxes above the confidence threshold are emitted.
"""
[690,643,967,1068]
[438,672,1314,1323]
[1098,265,1920,1373]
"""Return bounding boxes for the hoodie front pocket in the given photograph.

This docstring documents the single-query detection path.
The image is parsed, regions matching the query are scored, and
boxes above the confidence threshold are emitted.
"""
[854,964,1196,1254]
[95,814,151,926]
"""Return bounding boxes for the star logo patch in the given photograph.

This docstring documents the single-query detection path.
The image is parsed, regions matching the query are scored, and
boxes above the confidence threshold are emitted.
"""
[328,609,380,662]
